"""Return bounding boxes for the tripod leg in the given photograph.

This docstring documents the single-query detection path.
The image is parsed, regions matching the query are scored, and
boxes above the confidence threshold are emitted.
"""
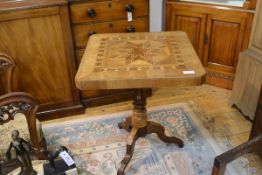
[118,117,132,131]
[117,128,140,175]
[146,121,184,148]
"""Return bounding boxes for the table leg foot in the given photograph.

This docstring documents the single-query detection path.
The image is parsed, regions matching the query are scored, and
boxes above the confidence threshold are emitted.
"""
[117,128,139,175]
[146,121,184,148]
[118,117,132,131]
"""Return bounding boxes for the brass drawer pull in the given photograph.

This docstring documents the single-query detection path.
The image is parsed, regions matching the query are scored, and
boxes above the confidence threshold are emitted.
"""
[125,4,134,12]
[127,26,136,33]
[87,8,96,18]
[88,31,97,36]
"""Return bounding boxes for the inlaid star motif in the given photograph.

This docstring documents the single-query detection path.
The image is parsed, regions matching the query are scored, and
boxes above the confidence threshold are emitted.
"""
[125,41,153,65]
[95,36,180,72]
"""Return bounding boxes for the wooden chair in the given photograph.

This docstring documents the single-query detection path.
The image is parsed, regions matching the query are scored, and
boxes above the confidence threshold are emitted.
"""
[212,134,262,175]
[212,86,262,175]
[0,53,47,161]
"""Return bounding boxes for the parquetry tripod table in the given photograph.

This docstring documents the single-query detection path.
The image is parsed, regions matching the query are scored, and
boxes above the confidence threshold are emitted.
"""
[75,31,206,175]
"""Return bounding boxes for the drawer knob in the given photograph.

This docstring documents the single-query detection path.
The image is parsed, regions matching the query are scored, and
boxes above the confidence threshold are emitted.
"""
[125,4,134,12]
[88,31,97,36]
[87,8,96,18]
[127,26,136,33]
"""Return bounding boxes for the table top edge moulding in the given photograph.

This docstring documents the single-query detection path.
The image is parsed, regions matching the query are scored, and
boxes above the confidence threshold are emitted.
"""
[75,31,206,90]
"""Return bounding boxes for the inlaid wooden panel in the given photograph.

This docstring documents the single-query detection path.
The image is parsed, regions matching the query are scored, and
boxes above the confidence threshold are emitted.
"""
[0,11,73,107]
[170,11,206,62]
[204,15,246,72]
[76,32,206,90]
[73,17,149,49]
[76,49,135,100]
[70,0,149,24]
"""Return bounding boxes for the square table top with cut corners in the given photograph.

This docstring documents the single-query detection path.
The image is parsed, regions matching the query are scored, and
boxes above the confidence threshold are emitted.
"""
[75,31,206,90]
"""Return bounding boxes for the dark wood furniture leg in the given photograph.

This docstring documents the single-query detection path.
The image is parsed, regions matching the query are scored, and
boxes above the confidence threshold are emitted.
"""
[117,89,183,175]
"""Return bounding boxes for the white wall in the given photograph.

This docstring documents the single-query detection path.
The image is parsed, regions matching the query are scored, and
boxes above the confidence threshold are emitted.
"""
[149,0,164,32]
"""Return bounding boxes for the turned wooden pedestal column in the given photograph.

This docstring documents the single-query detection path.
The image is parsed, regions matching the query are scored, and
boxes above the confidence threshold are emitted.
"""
[75,32,206,175]
[117,89,183,174]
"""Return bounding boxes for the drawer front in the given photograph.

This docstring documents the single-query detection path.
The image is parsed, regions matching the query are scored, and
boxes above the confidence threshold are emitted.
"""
[70,0,149,23]
[73,17,149,49]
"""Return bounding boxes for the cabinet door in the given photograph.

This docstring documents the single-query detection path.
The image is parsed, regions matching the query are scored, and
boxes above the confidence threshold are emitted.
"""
[203,14,247,88]
[0,7,82,118]
[169,10,206,62]
[204,14,246,72]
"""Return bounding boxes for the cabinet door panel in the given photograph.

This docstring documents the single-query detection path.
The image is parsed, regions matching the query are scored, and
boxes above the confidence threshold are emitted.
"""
[209,21,240,67]
[204,15,246,72]
[0,14,74,107]
[170,11,206,61]
[176,16,201,51]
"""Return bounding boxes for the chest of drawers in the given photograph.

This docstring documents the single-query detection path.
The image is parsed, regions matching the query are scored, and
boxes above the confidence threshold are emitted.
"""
[69,0,150,106]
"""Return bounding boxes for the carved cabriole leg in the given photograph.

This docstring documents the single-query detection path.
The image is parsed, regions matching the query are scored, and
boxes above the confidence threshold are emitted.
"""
[117,128,139,175]
[118,117,132,131]
[146,121,184,147]
[117,89,183,175]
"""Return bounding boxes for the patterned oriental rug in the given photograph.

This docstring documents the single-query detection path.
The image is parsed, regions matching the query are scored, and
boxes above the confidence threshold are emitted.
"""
[43,103,251,175]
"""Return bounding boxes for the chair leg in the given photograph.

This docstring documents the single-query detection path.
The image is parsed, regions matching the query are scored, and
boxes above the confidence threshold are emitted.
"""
[212,158,226,175]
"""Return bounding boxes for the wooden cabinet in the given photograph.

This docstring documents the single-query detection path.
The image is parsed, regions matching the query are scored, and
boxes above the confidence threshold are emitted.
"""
[70,0,148,24]
[165,1,255,89]
[73,17,149,49]
[0,1,84,119]
[69,0,150,106]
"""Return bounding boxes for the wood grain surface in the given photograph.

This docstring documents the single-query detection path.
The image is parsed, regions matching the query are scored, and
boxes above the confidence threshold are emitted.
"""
[249,0,262,55]
[73,17,149,49]
[0,6,83,118]
[165,1,255,89]
[76,31,206,90]
[0,0,67,12]
[70,0,149,24]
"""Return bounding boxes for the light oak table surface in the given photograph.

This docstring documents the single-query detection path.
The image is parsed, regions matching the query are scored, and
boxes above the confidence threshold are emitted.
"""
[76,31,206,90]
